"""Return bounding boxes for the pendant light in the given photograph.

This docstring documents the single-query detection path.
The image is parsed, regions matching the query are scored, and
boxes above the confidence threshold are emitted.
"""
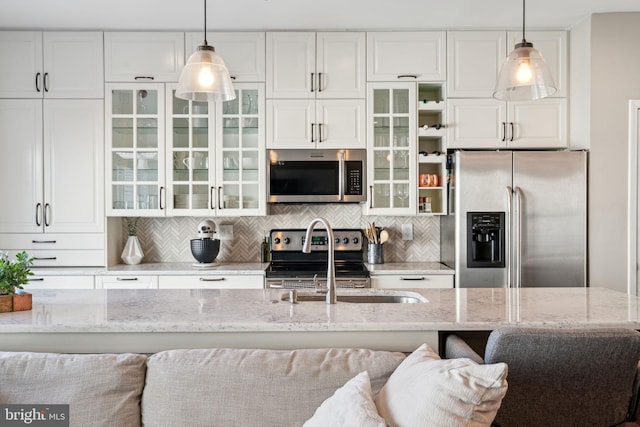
[176,0,236,102]
[493,0,556,101]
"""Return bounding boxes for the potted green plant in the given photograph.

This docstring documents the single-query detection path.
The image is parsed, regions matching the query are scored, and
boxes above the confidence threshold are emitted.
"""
[0,251,34,313]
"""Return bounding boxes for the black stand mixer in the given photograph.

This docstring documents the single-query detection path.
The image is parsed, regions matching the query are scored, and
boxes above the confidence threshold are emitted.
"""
[190,220,220,268]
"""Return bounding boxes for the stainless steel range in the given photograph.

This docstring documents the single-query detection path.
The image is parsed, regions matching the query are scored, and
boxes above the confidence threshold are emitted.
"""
[265,228,370,289]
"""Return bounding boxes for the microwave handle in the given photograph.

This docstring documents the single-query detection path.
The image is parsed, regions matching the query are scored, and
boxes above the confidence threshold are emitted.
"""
[338,151,345,201]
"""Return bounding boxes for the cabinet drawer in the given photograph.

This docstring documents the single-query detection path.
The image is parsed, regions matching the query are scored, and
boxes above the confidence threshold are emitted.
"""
[0,233,105,250]
[27,275,94,289]
[6,249,104,267]
[372,274,453,289]
[158,274,264,289]
[96,275,158,289]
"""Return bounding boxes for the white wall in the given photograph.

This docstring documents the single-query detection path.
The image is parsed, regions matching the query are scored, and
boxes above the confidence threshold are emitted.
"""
[589,13,640,291]
[569,16,590,150]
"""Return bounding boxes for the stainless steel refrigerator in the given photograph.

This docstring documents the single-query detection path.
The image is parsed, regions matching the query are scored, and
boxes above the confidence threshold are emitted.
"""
[441,150,587,288]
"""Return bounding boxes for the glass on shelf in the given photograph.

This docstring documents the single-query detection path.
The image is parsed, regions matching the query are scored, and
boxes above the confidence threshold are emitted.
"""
[373,89,390,114]
[112,184,134,209]
[136,89,158,115]
[112,152,133,181]
[242,183,259,209]
[223,96,239,115]
[136,152,158,182]
[223,152,240,171]
[137,118,158,149]
[192,184,209,209]
[242,90,259,115]
[136,185,158,209]
[394,183,410,208]
[374,184,391,208]
[112,90,133,115]
[222,184,240,209]
[374,151,391,180]
[173,184,189,209]
[393,150,409,170]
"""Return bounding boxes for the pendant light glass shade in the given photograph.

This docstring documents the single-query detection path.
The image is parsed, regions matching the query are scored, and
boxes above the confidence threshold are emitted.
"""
[493,0,556,101]
[176,44,236,102]
[175,0,235,102]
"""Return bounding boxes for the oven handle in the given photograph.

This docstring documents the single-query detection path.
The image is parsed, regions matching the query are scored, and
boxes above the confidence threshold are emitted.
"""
[338,151,345,201]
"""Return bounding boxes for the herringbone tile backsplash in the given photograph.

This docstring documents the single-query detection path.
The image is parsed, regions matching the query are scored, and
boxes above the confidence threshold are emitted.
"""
[125,204,440,263]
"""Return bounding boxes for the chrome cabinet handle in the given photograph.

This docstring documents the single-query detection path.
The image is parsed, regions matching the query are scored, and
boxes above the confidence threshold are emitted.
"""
[217,186,223,210]
[310,72,315,92]
[210,186,215,210]
[400,277,426,281]
[510,122,515,142]
[368,186,374,209]
[116,277,138,281]
[134,76,155,81]
[28,278,45,282]
[35,72,41,92]
[35,203,42,226]
[44,203,51,227]
[397,74,417,79]
[199,277,225,282]
[311,123,316,143]
[230,76,237,80]
[501,122,507,142]
[317,72,323,92]
[32,240,56,244]
[318,123,323,143]
[44,72,49,92]
[34,257,57,261]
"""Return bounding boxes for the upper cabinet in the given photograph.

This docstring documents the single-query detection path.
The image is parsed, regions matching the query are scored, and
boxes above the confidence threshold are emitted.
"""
[367,32,446,82]
[104,32,185,82]
[266,32,366,99]
[447,31,567,98]
[185,32,265,82]
[0,32,104,99]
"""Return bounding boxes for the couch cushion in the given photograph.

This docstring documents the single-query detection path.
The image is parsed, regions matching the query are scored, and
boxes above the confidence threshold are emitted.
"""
[303,371,387,427]
[375,343,508,427]
[0,351,147,427]
[143,347,406,427]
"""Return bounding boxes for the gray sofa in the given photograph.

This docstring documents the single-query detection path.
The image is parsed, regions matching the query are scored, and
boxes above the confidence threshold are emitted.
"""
[0,345,512,427]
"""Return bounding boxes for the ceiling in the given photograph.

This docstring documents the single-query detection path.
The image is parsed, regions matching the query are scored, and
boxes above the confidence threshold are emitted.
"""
[1,0,639,32]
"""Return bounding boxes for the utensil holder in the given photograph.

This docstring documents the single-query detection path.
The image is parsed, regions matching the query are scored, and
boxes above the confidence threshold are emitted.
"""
[368,243,384,264]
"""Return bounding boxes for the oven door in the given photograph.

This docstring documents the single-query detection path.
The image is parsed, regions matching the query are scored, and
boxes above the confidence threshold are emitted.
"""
[267,149,366,203]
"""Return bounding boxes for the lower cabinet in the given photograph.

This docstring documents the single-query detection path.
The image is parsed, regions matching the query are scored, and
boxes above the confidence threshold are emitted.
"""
[95,275,159,289]
[27,275,95,289]
[371,274,453,289]
[158,274,264,289]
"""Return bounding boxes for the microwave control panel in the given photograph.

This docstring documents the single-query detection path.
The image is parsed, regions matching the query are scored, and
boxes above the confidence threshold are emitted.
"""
[345,161,362,195]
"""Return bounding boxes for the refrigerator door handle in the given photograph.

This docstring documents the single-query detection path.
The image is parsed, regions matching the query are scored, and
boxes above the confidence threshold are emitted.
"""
[514,186,523,288]
[505,186,513,288]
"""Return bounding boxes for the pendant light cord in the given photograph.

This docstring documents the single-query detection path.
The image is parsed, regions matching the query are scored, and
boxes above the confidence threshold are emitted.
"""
[522,0,526,42]
[203,0,208,46]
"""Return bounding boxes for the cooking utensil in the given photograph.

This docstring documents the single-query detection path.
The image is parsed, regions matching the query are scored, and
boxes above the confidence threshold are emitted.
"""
[379,229,389,244]
[371,222,377,244]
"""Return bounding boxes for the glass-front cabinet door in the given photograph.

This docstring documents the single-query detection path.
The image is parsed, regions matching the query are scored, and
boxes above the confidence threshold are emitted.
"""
[165,84,215,216]
[364,82,416,215]
[216,83,266,216]
[106,83,166,216]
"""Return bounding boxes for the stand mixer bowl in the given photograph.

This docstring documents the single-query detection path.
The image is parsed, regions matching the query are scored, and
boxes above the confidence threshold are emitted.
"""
[190,238,220,264]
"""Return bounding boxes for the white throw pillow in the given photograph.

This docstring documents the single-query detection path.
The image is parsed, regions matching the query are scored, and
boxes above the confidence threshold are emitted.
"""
[375,343,508,427]
[303,371,387,427]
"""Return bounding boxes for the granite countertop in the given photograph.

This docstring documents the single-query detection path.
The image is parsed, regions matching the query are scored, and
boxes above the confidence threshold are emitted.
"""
[365,262,454,275]
[1,287,637,353]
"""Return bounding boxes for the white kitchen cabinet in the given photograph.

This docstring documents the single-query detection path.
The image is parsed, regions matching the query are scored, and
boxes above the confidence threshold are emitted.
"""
[266,32,365,99]
[106,83,167,216]
[266,99,365,149]
[367,32,446,82]
[96,275,158,289]
[0,234,105,267]
[0,99,104,234]
[0,31,103,99]
[158,274,263,289]
[185,32,265,82]
[372,274,453,289]
[104,32,184,83]
[447,98,567,149]
[364,82,417,216]
[447,31,567,98]
[27,275,95,289]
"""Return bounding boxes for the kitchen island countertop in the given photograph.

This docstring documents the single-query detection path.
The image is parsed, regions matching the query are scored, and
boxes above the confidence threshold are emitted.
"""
[0,287,638,354]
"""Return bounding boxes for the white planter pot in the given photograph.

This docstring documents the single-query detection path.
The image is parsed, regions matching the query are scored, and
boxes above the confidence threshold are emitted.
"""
[121,236,144,265]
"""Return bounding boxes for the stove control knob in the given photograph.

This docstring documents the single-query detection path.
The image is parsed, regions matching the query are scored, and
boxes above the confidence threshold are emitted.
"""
[342,237,349,244]
[352,237,359,244]
[283,237,290,244]
[273,237,281,244]
[335,237,340,244]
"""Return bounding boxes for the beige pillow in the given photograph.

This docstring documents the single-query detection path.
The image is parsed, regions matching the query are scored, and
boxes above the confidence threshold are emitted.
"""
[303,371,387,427]
[375,344,508,427]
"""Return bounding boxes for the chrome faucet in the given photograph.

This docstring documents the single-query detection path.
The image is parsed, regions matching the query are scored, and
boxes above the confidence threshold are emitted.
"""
[303,218,336,304]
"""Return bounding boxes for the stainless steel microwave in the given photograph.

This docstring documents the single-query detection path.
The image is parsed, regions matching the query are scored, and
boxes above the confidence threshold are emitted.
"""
[267,149,367,203]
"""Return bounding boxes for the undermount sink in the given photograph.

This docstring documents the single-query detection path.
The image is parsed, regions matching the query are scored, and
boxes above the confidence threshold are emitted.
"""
[280,291,427,304]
